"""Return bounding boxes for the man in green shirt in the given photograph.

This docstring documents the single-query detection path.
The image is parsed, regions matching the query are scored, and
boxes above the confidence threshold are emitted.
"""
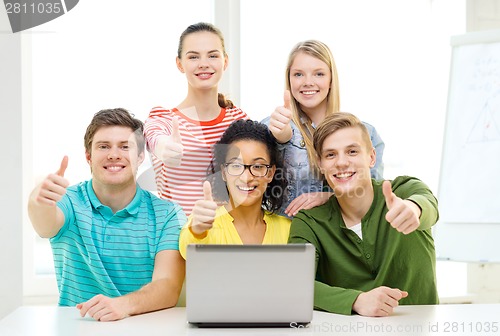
[289,112,439,317]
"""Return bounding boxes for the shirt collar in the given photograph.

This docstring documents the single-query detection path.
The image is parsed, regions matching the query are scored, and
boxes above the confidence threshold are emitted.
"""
[299,115,317,129]
[86,180,141,217]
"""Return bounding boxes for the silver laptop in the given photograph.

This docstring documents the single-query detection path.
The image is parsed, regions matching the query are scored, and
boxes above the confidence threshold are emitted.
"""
[186,244,315,327]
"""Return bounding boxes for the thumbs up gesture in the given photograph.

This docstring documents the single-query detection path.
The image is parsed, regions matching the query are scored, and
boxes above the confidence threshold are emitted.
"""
[382,180,422,234]
[34,156,70,206]
[268,90,293,144]
[190,181,218,236]
[154,117,184,167]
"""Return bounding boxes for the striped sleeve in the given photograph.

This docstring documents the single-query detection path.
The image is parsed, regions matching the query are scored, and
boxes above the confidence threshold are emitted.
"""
[144,106,248,216]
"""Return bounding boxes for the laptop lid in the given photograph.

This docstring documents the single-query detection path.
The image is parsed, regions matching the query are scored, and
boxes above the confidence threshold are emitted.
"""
[186,244,315,327]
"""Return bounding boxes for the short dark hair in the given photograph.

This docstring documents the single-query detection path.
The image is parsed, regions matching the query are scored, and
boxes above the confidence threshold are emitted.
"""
[208,119,286,213]
[84,108,145,155]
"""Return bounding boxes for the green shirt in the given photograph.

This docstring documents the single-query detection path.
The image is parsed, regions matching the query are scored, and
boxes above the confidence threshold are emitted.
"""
[289,176,439,315]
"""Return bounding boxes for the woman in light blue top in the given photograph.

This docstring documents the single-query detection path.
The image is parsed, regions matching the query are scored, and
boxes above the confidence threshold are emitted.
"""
[262,40,384,217]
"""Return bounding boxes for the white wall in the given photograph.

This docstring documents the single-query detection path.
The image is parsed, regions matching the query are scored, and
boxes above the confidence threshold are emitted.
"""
[0,10,23,319]
[468,263,500,303]
[2,1,499,318]
[464,0,500,301]
[20,0,216,305]
[467,0,500,31]
[239,0,464,195]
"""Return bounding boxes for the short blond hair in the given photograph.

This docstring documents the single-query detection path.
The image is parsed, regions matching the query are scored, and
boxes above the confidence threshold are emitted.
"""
[313,112,372,157]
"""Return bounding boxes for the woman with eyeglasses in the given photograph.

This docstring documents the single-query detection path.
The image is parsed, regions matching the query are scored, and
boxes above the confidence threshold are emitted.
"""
[179,119,291,259]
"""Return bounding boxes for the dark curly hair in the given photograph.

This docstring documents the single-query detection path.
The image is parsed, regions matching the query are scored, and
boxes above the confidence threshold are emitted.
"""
[208,119,286,213]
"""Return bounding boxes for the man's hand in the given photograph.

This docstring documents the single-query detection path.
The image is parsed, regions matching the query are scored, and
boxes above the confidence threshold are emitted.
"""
[382,180,421,234]
[285,192,333,217]
[352,286,408,317]
[190,181,218,236]
[154,117,183,167]
[268,90,293,144]
[32,156,69,206]
[28,156,69,237]
[77,294,129,322]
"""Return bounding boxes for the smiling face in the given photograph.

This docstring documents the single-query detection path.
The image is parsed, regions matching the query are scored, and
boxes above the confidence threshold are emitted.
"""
[222,140,275,209]
[318,126,375,199]
[86,126,144,189]
[289,51,331,119]
[176,31,228,90]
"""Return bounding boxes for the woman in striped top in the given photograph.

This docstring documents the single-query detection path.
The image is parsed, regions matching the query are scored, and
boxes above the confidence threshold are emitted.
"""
[144,22,248,216]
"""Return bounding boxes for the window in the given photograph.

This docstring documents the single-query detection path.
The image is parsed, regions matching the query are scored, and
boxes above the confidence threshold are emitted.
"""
[23,0,215,300]
[239,0,468,300]
[24,0,468,302]
[240,0,465,192]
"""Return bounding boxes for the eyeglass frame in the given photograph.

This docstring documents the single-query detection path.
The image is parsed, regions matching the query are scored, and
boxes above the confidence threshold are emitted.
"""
[223,162,272,177]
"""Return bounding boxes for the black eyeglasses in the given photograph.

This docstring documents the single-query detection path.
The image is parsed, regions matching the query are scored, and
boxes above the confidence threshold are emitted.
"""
[223,163,272,177]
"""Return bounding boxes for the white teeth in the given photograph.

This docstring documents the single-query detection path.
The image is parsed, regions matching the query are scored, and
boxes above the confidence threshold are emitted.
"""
[335,172,353,179]
[237,186,256,191]
[197,73,212,79]
[302,91,317,95]
[106,166,123,172]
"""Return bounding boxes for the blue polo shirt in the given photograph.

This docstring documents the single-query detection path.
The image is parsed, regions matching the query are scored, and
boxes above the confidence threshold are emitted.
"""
[51,180,186,306]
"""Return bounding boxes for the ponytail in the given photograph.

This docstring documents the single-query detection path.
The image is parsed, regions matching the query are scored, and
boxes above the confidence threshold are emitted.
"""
[217,93,234,109]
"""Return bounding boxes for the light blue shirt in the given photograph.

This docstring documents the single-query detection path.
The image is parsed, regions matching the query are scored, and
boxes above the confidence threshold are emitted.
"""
[262,117,385,217]
[51,180,186,306]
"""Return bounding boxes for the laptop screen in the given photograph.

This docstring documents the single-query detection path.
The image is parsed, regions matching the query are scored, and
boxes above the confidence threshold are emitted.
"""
[186,244,315,326]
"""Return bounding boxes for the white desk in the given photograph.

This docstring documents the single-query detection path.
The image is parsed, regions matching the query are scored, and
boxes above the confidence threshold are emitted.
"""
[1,304,499,336]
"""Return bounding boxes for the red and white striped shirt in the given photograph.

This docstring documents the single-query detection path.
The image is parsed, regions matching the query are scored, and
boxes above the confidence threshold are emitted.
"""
[144,106,248,216]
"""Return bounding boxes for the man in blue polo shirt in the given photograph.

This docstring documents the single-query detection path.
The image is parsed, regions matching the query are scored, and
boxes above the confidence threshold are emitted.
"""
[28,108,186,321]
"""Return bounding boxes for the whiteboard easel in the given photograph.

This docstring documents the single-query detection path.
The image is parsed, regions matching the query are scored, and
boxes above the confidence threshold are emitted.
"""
[436,29,500,262]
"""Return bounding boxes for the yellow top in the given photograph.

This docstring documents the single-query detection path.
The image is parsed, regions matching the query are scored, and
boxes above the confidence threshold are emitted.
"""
[179,206,291,259]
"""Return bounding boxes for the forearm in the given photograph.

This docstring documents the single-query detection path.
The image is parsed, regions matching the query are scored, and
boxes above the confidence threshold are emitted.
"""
[273,129,292,144]
[314,281,362,315]
[125,249,186,315]
[123,277,184,316]
[28,190,63,238]
[152,135,170,158]
[179,217,213,259]
[408,194,439,230]
[78,250,185,321]
[144,115,167,153]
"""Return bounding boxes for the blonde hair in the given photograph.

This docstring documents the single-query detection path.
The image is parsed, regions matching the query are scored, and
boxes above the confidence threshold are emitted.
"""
[285,40,340,176]
[313,112,373,157]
